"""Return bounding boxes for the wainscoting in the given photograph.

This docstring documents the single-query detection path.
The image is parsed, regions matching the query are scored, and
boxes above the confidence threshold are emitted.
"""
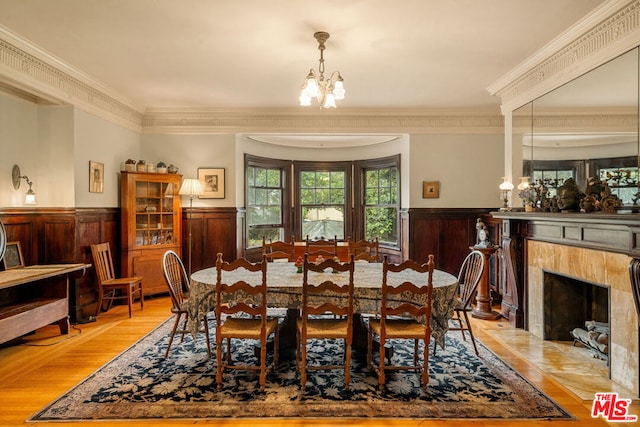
[0,207,492,323]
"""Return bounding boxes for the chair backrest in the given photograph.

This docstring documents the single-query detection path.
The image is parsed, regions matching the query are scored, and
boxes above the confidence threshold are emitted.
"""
[90,242,116,284]
[302,253,355,321]
[380,255,434,336]
[261,237,295,262]
[163,250,189,310]
[215,253,268,320]
[347,238,379,262]
[305,235,338,260]
[457,250,485,309]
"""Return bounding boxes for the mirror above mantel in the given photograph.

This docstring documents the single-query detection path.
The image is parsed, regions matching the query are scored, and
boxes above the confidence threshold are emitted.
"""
[513,47,640,206]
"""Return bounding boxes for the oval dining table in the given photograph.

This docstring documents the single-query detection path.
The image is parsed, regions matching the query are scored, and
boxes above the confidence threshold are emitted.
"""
[188,261,459,354]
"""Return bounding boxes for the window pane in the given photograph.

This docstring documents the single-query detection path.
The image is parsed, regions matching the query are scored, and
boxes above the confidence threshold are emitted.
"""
[316,188,329,204]
[379,168,390,187]
[317,171,330,188]
[248,227,283,248]
[331,189,345,204]
[255,168,267,187]
[302,206,344,240]
[268,189,281,205]
[301,171,315,188]
[247,188,255,205]
[365,207,397,243]
[266,169,280,187]
[365,188,378,205]
[330,171,345,188]
[301,188,315,204]
[366,170,378,187]
[379,187,391,204]
[255,188,267,204]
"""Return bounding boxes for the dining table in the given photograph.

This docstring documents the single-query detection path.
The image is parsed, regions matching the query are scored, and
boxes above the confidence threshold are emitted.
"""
[188,260,459,352]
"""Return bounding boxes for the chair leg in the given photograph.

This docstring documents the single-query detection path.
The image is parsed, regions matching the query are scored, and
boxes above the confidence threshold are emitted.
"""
[300,336,307,391]
[216,334,223,391]
[203,317,212,359]
[422,338,429,389]
[463,311,479,355]
[344,339,351,390]
[164,312,183,358]
[126,287,133,318]
[138,282,144,310]
[378,336,385,389]
[259,338,267,392]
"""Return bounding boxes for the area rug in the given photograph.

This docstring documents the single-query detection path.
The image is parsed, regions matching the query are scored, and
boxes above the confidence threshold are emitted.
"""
[29,316,573,421]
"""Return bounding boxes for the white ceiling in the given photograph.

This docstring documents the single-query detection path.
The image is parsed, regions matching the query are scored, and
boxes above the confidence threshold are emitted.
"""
[0,0,606,113]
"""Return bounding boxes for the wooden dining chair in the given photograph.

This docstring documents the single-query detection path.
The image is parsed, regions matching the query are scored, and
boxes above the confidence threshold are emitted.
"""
[90,242,143,318]
[435,250,485,356]
[261,237,295,262]
[347,237,379,262]
[367,254,434,390]
[297,254,355,391]
[215,253,279,392]
[305,235,338,261]
[162,250,212,359]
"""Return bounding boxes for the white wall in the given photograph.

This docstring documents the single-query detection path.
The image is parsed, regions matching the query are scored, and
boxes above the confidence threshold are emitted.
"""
[2,90,503,211]
[141,133,236,207]
[74,109,140,207]
[409,134,504,208]
[0,93,39,207]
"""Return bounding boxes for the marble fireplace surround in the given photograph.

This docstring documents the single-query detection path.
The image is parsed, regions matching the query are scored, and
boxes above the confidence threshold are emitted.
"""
[528,240,638,395]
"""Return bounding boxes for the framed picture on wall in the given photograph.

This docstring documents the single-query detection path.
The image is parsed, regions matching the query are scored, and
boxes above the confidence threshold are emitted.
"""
[89,161,104,193]
[422,181,440,198]
[198,168,225,199]
[2,241,24,270]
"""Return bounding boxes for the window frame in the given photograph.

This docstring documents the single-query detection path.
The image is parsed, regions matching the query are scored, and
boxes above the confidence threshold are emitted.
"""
[243,154,401,250]
[354,155,401,248]
[244,155,292,249]
[293,160,352,241]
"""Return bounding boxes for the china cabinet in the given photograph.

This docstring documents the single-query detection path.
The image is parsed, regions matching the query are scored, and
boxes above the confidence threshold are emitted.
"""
[120,171,182,296]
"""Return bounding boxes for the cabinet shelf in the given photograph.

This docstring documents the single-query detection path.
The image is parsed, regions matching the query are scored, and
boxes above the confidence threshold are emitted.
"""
[121,171,182,296]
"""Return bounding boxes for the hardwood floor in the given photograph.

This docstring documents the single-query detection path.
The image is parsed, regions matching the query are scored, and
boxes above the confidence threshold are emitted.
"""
[0,295,636,426]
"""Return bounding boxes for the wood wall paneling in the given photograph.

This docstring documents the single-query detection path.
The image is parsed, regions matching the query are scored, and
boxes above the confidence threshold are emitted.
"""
[182,208,238,272]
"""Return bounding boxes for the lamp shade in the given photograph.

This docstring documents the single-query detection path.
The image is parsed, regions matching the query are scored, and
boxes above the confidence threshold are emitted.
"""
[499,177,514,191]
[179,178,204,197]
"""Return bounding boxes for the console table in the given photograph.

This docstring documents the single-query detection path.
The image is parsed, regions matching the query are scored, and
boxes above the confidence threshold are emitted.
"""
[0,264,89,344]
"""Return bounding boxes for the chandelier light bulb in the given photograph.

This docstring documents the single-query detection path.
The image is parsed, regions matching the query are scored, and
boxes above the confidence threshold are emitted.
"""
[299,31,345,108]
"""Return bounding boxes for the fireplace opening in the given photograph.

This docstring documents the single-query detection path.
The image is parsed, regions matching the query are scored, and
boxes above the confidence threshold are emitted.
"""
[543,271,609,360]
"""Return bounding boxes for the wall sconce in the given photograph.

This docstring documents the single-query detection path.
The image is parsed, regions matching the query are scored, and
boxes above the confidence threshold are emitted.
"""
[11,164,36,205]
[499,176,514,211]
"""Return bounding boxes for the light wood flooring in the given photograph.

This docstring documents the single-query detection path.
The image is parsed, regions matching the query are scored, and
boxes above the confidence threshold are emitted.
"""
[0,295,637,427]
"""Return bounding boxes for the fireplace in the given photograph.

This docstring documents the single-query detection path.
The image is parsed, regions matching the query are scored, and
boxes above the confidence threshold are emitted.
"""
[493,211,640,395]
[543,272,610,360]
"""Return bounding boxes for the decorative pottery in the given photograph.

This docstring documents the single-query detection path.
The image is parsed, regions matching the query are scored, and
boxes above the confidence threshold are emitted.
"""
[136,160,146,172]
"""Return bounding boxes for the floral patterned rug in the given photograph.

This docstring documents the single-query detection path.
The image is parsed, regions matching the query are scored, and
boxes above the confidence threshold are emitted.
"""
[29,317,573,421]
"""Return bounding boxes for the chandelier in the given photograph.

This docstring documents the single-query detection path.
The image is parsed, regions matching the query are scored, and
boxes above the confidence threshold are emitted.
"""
[299,31,345,108]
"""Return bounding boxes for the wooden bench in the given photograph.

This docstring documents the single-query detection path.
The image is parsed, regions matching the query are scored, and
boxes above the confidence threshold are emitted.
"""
[0,264,89,344]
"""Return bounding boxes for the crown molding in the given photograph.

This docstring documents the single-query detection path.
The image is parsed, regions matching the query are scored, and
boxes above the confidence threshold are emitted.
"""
[512,107,638,133]
[141,107,504,134]
[0,25,143,132]
[488,0,640,114]
[0,25,505,135]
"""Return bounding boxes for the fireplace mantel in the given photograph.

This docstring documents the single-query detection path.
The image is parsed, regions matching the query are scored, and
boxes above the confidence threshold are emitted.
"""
[492,211,640,396]
[492,211,640,256]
